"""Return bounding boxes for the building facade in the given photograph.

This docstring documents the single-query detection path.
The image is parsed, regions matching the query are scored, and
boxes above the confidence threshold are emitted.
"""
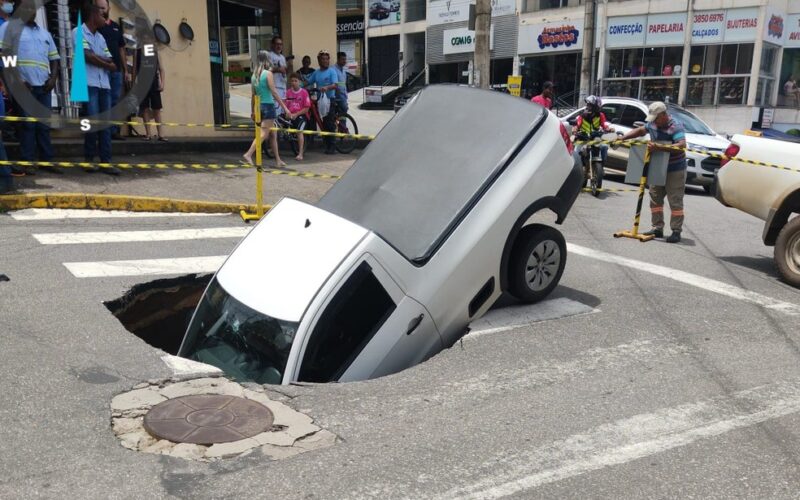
[365,0,800,134]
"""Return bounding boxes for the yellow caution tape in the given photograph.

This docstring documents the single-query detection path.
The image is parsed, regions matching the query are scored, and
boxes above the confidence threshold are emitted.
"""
[0,160,340,179]
[0,116,375,140]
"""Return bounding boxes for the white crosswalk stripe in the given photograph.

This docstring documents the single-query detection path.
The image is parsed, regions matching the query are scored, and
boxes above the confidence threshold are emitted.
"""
[63,256,228,278]
[11,208,228,221]
[33,227,250,245]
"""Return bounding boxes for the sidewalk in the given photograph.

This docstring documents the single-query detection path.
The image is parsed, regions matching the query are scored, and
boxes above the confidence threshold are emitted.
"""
[3,148,361,208]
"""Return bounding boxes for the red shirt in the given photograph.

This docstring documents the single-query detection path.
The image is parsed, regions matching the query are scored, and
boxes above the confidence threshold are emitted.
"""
[531,94,552,110]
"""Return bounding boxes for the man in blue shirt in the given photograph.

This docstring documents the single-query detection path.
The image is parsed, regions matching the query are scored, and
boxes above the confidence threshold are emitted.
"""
[0,2,61,175]
[74,0,118,174]
[333,51,349,114]
[306,50,339,154]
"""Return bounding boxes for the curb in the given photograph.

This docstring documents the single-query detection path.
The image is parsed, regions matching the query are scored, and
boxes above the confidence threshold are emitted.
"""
[0,193,265,214]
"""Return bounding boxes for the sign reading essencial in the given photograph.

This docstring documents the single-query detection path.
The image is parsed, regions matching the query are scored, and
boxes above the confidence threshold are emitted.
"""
[518,20,584,54]
[785,14,800,48]
[443,26,494,55]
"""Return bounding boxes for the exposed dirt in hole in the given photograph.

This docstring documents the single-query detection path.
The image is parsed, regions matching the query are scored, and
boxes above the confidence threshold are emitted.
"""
[105,274,211,354]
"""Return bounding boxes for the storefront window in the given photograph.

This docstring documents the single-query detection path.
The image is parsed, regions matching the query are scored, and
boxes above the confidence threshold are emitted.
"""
[603,47,682,102]
[522,0,581,12]
[779,48,800,107]
[686,43,752,106]
[406,0,426,22]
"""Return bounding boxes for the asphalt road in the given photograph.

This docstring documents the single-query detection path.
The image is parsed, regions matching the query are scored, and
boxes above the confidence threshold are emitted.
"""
[2,171,800,499]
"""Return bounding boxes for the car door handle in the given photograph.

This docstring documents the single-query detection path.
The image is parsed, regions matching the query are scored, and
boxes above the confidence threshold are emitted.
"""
[406,314,424,335]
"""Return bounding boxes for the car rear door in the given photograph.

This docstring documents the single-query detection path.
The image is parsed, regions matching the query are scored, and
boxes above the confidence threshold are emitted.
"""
[295,254,442,383]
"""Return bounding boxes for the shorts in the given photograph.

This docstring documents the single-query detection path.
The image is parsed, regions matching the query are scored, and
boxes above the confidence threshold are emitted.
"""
[290,115,307,131]
[139,87,163,112]
[259,103,276,120]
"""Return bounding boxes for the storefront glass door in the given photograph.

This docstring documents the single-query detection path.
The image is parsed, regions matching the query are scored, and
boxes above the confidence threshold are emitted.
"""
[520,52,580,104]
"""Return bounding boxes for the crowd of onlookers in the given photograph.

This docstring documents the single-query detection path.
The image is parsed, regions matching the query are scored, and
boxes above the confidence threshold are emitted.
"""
[0,0,167,194]
[243,35,351,166]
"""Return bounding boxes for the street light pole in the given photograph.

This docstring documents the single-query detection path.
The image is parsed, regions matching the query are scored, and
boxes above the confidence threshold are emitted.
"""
[474,0,492,89]
[579,0,596,102]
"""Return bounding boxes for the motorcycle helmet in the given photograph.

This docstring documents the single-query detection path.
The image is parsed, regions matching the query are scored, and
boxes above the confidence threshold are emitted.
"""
[585,95,602,113]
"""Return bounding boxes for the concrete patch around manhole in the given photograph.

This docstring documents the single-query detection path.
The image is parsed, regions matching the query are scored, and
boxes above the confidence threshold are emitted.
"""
[111,377,336,462]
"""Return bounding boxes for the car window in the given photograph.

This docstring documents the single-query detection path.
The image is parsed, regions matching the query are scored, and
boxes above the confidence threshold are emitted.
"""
[619,106,647,128]
[601,104,624,124]
[299,262,397,382]
[667,106,714,135]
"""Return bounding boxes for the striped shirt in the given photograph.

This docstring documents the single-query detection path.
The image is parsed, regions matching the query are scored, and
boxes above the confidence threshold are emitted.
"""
[0,21,60,86]
[73,23,111,89]
[646,118,687,172]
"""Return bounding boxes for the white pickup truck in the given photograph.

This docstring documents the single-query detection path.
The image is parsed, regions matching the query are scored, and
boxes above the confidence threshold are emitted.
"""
[714,134,800,287]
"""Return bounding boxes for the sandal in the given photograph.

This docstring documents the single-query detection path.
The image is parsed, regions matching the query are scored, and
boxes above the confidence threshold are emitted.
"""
[157,136,169,142]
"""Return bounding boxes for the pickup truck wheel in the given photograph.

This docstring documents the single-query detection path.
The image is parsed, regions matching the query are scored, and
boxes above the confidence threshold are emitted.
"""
[775,216,800,287]
[508,224,567,303]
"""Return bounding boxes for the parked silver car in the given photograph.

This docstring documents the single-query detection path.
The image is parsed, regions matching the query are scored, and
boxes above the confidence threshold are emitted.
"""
[564,97,730,192]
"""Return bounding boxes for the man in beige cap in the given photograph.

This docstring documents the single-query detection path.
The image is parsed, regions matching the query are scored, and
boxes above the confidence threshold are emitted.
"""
[617,101,687,243]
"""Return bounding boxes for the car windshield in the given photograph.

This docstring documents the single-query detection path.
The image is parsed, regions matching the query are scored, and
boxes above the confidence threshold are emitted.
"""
[667,106,714,135]
[179,278,298,384]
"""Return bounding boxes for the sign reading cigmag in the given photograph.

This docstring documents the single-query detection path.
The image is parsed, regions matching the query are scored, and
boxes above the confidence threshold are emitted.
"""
[1,0,158,131]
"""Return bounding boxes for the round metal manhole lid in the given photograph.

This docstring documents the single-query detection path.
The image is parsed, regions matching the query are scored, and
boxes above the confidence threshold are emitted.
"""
[143,395,273,445]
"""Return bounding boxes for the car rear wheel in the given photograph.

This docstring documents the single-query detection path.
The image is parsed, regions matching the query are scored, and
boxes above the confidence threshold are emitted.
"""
[508,224,567,303]
[775,216,800,288]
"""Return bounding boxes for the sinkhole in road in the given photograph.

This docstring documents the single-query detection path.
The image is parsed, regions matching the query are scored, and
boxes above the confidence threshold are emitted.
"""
[105,274,210,355]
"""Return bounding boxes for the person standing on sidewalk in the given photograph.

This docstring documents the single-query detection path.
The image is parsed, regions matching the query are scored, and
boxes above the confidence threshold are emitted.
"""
[243,50,289,167]
[618,101,687,243]
[332,51,349,114]
[0,1,61,175]
[297,55,314,83]
[75,0,118,175]
[267,36,289,116]
[531,81,553,110]
[98,1,128,141]
[136,46,167,141]
[306,50,338,155]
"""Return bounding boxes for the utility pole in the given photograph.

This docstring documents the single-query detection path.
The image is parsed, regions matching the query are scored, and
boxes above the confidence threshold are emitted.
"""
[579,0,596,102]
[473,0,492,89]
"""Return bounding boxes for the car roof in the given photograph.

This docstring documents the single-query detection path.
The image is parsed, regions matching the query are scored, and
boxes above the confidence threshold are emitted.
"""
[318,85,547,265]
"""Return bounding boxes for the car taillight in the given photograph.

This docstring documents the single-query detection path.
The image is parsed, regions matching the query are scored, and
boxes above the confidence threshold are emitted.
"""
[720,143,740,167]
[559,122,574,155]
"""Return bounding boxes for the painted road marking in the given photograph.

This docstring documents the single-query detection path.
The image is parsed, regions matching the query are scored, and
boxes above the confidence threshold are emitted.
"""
[436,378,800,499]
[467,298,598,338]
[34,227,250,245]
[11,208,228,221]
[64,256,227,278]
[569,243,800,316]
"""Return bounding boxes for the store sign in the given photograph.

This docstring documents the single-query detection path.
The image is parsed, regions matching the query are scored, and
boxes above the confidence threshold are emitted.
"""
[518,20,584,54]
[606,15,646,48]
[428,0,515,26]
[443,26,494,55]
[763,7,786,45]
[723,7,759,43]
[691,11,726,44]
[646,12,687,46]
[785,14,800,48]
[369,1,401,28]
[337,16,364,39]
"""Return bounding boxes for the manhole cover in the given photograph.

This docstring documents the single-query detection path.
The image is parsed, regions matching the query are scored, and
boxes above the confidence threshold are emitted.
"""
[143,395,273,444]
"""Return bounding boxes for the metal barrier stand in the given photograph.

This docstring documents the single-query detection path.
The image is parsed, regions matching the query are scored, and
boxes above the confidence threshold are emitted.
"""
[614,146,655,242]
[240,95,265,223]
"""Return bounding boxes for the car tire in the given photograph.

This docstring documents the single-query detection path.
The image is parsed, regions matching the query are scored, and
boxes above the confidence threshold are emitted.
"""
[774,216,800,288]
[508,224,567,303]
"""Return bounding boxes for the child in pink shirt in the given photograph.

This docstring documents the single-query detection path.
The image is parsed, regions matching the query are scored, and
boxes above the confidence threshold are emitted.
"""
[286,73,312,160]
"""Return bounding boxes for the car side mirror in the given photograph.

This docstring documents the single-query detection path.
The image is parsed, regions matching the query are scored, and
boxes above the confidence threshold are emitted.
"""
[567,118,577,126]
[633,121,646,128]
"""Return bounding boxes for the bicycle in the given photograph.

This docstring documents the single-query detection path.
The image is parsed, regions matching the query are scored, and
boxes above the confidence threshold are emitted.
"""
[262,113,305,159]
[575,130,614,197]
[307,89,359,154]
